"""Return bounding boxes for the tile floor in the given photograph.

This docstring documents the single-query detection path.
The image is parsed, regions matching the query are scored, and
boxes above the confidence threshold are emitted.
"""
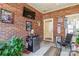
[23,41,73,56]
[60,47,70,56]
[23,41,55,56]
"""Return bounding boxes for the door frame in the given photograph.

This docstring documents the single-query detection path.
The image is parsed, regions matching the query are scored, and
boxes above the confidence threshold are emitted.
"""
[43,18,53,42]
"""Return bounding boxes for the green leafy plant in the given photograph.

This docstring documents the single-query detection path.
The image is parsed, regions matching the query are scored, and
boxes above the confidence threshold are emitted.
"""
[76,35,79,44]
[0,36,25,56]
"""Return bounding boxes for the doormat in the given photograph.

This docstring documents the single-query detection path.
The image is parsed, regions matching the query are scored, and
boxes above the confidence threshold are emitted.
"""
[23,49,31,54]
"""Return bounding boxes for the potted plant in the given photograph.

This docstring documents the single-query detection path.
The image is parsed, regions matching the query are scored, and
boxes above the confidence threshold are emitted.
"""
[76,35,79,47]
[0,36,25,56]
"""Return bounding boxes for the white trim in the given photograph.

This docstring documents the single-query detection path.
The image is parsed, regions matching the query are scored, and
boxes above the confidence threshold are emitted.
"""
[43,18,53,42]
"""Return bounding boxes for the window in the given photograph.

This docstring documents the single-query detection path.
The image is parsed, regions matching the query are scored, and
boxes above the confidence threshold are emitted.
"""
[76,20,79,30]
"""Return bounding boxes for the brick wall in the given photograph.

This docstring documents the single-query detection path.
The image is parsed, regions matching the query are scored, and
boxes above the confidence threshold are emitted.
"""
[0,3,43,41]
[0,3,78,42]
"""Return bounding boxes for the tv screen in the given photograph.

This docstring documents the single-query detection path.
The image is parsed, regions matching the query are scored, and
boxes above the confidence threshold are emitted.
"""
[23,7,36,19]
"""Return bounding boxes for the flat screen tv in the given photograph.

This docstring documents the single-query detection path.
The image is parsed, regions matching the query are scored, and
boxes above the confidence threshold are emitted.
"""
[23,7,36,19]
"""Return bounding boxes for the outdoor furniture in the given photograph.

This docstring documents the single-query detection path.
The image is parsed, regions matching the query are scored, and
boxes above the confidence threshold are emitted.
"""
[57,34,73,47]
[55,35,62,48]
[70,35,79,56]
[70,42,79,56]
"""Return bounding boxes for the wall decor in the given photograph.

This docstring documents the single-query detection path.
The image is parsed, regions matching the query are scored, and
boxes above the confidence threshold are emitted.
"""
[57,24,61,34]
[37,20,41,26]
[57,16,62,34]
[0,9,14,23]
[58,16,63,23]
[26,21,32,31]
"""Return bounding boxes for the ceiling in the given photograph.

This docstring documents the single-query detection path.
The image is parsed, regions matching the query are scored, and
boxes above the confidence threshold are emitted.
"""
[27,3,79,14]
